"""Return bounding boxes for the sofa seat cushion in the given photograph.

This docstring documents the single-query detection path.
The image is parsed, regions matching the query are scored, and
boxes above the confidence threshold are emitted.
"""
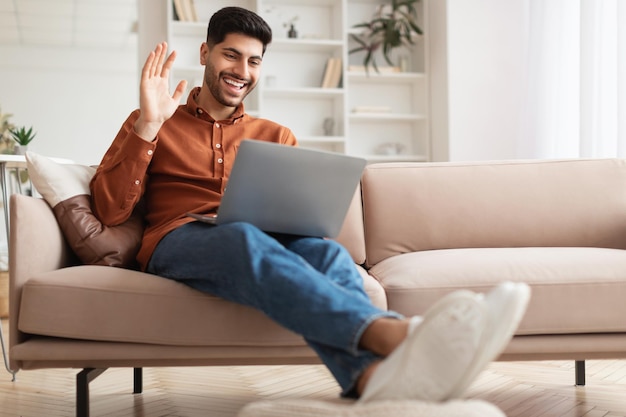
[368,247,626,336]
[18,264,384,346]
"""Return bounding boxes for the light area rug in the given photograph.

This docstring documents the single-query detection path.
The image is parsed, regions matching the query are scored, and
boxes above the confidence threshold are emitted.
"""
[238,398,505,417]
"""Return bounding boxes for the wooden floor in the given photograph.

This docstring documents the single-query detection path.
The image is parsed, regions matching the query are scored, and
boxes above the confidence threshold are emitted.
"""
[2,319,626,417]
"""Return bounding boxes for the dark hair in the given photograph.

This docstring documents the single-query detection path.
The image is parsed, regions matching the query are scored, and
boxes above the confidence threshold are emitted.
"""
[207,7,272,54]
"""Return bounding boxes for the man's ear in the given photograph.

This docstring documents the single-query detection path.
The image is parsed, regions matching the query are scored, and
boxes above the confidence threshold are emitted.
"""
[200,42,209,65]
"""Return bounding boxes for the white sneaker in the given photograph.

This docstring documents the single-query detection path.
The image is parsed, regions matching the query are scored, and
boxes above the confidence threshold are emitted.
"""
[359,290,488,402]
[444,281,531,400]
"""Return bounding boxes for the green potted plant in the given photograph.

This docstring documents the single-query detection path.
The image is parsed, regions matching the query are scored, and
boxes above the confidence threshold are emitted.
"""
[10,125,37,154]
[349,0,422,74]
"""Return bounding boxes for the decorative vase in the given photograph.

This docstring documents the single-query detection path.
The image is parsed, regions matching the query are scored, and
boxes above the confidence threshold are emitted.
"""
[288,24,297,38]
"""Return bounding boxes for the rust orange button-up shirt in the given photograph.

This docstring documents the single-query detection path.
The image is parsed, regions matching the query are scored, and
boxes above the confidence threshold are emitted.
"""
[90,88,298,271]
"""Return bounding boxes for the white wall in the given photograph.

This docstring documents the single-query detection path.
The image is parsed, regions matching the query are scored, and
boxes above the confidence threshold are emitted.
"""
[0,45,138,165]
[445,0,526,161]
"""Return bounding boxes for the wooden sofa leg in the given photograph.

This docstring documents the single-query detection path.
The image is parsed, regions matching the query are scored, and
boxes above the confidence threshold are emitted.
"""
[134,367,143,394]
[76,368,107,417]
[575,360,586,386]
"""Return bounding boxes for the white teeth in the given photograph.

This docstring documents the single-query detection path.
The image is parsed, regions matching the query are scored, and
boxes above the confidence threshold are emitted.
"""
[225,78,245,88]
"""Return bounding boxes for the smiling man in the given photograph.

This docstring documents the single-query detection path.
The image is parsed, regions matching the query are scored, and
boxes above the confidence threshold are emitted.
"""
[90,6,529,407]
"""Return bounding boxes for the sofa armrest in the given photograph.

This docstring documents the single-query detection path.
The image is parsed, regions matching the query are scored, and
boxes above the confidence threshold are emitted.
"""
[9,194,75,367]
[334,183,366,265]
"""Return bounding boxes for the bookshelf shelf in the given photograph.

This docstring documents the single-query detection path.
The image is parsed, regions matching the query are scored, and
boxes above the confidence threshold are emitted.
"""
[263,87,344,97]
[350,112,425,119]
[298,135,346,143]
[270,38,343,51]
[347,72,426,81]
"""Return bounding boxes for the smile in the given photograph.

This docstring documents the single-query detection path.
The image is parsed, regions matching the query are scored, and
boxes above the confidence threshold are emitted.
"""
[224,77,246,89]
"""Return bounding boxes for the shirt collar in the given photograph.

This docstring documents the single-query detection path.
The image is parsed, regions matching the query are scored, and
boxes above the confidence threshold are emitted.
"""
[185,87,245,124]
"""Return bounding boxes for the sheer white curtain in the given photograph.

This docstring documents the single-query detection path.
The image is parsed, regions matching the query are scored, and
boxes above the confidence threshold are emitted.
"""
[519,0,626,159]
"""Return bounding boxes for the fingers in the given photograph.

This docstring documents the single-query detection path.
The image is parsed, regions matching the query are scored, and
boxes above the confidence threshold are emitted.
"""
[161,49,177,76]
[141,42,174,79]
[155,42,167,76]
[141,50,156,80]
[172,79,188,102]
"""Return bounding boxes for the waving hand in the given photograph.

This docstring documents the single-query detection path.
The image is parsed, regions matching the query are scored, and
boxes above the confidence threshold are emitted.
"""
[134,42,188,142]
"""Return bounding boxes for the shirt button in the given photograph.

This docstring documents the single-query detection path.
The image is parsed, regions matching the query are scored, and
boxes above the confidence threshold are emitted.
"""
[216,144,221,149]
[215,123,221,128]
[134,179,141,185]
[217,158,223,164]
[147,150,153,156]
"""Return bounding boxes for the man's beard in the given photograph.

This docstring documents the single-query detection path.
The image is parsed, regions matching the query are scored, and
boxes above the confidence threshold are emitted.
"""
[205,62,255,108]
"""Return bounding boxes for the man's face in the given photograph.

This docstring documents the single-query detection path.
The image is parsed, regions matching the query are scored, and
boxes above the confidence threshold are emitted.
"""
[201,33,264,108]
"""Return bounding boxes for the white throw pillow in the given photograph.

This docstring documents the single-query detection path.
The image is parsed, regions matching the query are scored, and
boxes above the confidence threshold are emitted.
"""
[25,151,96,207]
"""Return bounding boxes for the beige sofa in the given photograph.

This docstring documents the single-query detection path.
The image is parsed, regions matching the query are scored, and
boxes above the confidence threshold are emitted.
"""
[9,158,626,416]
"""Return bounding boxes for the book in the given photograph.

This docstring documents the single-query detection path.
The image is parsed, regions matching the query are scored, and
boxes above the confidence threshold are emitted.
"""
[187,0,198,22]
[173,0,197,22]
[172,0,180,21]
[328,58,343,88]
[173,0,187,21]
[321,58,337,88]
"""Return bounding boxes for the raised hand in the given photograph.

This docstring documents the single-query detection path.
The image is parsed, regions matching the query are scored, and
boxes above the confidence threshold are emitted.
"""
[134,42,188,142]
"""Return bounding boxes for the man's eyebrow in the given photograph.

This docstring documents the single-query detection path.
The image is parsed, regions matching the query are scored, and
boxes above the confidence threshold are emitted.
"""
[222,46,263,61]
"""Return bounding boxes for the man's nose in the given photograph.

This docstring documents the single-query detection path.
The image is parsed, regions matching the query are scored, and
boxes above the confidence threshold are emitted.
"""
[232,60,249,79]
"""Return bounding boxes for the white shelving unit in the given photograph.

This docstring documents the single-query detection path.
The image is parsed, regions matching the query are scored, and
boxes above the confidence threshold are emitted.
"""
[144,0,430,162]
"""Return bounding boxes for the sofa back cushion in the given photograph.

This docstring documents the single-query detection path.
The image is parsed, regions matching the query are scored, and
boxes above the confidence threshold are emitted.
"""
[362,159,626,267]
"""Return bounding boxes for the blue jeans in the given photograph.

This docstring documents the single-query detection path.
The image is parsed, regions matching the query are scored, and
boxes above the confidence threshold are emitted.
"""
[146,221,401,397]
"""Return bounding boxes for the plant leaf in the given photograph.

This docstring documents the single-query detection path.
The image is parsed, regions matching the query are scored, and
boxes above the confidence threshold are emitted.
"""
[347,0,421,73]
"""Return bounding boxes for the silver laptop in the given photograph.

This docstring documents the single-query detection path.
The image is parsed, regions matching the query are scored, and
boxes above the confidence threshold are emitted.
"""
[187,139,366,238]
